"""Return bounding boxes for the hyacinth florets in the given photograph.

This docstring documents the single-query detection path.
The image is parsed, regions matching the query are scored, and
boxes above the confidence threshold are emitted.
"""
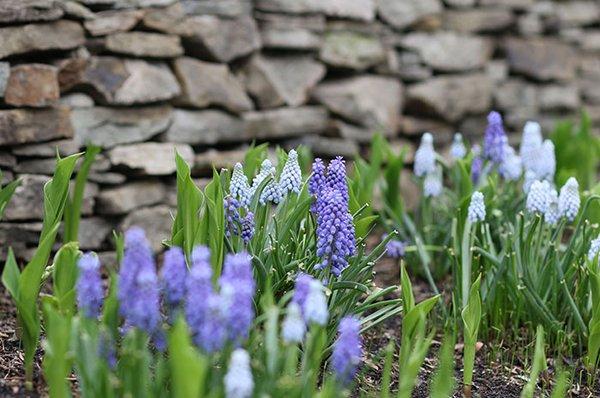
[160,246,187,311]
[483,111,508,164]
[76,252,104,319]
[544,187,560,226]
[118,227,161,336]
[332,316,362,386]
[282,302,306,343]
[251,159,274,196]
[292,273,329,326]
[520,121,543,171]
[309,158,326,197]
[224,196,241,237]
[240,211,255,244]
[450,133,467,160]
[526,180,550,215]
[467,191,486,223]
[260,174,284,205]
[385,236,406,259]
[230,163,251,207]
[558,177,580,222]
[414,132,436,177]
[325,156,349,203]
[471,144,483,184]
[224,349,254,398]
[588,235,600,261]
[423,166,443,198]
[279,149,302,195]
[499,145,522,181]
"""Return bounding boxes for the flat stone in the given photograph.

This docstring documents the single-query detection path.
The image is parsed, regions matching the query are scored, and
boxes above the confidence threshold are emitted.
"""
[180,0,252,17]
[0,107,73,146]
[0,222,43,246]
[313,76,403,133]
[581,55,600,80]
[486,60,508,83]
[173,57,252,113]
[84,10,145,36]
[108,142,194,175]
[0,63,11,98]
[256,0,375,20]
[329,119,393,143]
[120,205,174,253]
[163,109,244,145]
[406,73,492,122]
[555,1,599,28]
[72,57,180,105]
[538,84,580,111]
[60,93,95,108]
[504,38,577,81]
[580,31,600,51]
[105,32,183,58]
[377,0,442,30]
[580,78,600,104]
[0,21,84,59]
[389,139,416,163]
[298,136,359,158]
[241,54,325,108]
[3,175,49,221]
[400,116,453,137]
[0,152,16,169]
[260,28,322,50]
[88,171,127,185]
[242,106,329,140]
[60,1,95,20]
[12,139,80,157]
[479,0,533,8]
[74,182,98,216]
[77,217,113,250]
[320,30,386,71]
[0,0,63,23]
[400,32,493,72]
[71,105,172,148]
[494,79,538,113]
[193,148,247,176]
[396,52,433,82]
[15,159,59,175]
[1,171,15,186]
[97,181,167,215]
[444,8,514,32]
[443,0,475,7]
[4,64,60,107]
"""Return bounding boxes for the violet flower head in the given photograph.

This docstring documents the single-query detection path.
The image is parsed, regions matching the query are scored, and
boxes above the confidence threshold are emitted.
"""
[224,196,241,237]
[224,349,254,398]
[230,163,251,207]
[98,331,117,370]
[385,236,405,259]
[414,132,436,177]
[588,235,600,261]
[219,252,256,344]
[240,211,255,244]
[186,246,226,353]
[309,158,326,197]
[544,187,560,226]
[526,180,550,215]
[450,133,467,160]
[279,149,302,195]
[332,316,362,386]
[282,302,306,343]
[471,144,483,184]
[76,252,104,319]
[315,188,356,276]
[467,191,486,223]
[325,156,349,203]
[160,246,187,311]
[292,273,328,326]
[118,227,161,335]
[558,177,580,222]
[483,111,508,164]
[520,121,543,171]
[423,166,443,198]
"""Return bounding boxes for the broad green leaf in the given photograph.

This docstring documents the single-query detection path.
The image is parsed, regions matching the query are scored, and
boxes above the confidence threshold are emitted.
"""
[52,242,80,315]
[168,318,207,398]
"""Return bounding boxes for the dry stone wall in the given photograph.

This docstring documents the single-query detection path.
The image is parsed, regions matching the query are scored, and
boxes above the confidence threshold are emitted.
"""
[0,0,599,258]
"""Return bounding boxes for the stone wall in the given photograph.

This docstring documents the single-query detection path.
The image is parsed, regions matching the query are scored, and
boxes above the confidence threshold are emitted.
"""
[0,0,599,258]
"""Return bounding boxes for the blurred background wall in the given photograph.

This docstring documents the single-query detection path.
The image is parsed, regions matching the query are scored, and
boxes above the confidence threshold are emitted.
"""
[0,0,599,258]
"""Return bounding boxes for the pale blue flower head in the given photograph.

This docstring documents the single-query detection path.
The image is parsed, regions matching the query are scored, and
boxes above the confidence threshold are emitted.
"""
[282,302,306,344]
[260,176,284,205]
[526,180,550,214]
[520,121,543,171]
[230,163,251,207]
[544,187,560,226]
[279,149,302,195]
[250,159,274,196]
[423,166,443,198]
[414,132,436,177]
[467,191,486,223]
[293,275,329,326]
[558,177,579,222]
[499,145,522,181]
[76,252,104,319]
[450,133,467,160]
[588,235,600,261]
[225,349,254,398]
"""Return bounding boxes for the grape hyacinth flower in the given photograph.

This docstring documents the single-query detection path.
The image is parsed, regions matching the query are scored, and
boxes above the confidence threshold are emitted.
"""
[520,121,543,171]
[315,188,356,276]
[309,158,326,197]
[219,252,256,344]
[414,132,436,177]
[118,228,161,335]
[279,149,302,195]
[523,170,537,193]
[471,145,483,184]
[544,188,560,226]
[98,331,117,370]
[558,177,580,222]
[224,349,254,398]
[588,235,600,261]
[483,111,508,164]
[332,316,362,386]
[186,246,225,353]
[224,196,241,237]
[250,159,275,196]
[160,246,187,313]
[230,163,251,207]
[76,252,104,319]
[526,180,550,214]
[240,211,255,244]
[325,156,349,203]
[385,237,406,259]
[423,166,443,198]
[530,140,556,181]
[467,191,486,223]
[282,302,306,343]
[292,273,328,326]
[450,133,467,160]
[498,145,522,181]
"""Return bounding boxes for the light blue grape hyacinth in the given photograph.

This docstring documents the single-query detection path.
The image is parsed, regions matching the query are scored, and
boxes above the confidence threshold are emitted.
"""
[467,191,486,222]
[520,121,543,171]
[282,302,306,343]
[423,166,442,198]
[558,177,580,222]
[544,187,560,226]
[588,235,600,261]
[526,180,550,214]
[230,163,251,207]
[224,349,254,398]
[498,145,522,181]
[414,132,436,177]
[279,149,302,195]
[450,133,467,160]
[250,159,274,196]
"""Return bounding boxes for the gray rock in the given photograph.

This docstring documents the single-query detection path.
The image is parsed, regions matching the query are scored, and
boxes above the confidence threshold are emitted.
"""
[4,64,60,107]
[15,159,59,176]
[479,0,532,9]
[88,172,127,185]
[12,139,80,157]
[555,1,599,28]
[256,0,375,20]
[73,182,99,216]
[493,80,538,113]
[443,0,475,7]
[164,109,244,145]
[108,143,194,175]
[180,0,251,17]
[581,55,600,80]
[242,106,329,140]
[3,175,49,221]
[538,84,580,111]
[76,217,113,250]
[320,30,386,71]
[396,52,433,82]
[0,21,85,59]
[329,119,391,143]
[298,136,359,158]
[193,148,247,176]
[84,9,145,36]
[241,54,325,108]
[504,38,577,81]
[0,0,63,23]
[0,222,43,246]
[0,152,16,169]
[173,57,252,113]
[71,106,172,148]
[400,116,453,137]
[580,31,600,51]
[0,107,73,146]
[97,181,167,215]
[59,1,95,20]
[580,79,600,105]
[400,32,493,72]
[486,60,509,83]
[377,0,442,30]
[313,76,403,133]
[1,171,15,186]
[406,73,493,122]
[120,205,174,252]
[60,93,95,108]
[257,12,323,50]
[444,8,514,33]
[105,32,184,58]
[0,63,10,98]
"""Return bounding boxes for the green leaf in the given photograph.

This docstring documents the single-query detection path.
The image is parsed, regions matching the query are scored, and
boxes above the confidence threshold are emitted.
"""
[42,301,73,398]
[168,317,208,398]
[1,248,20,301]
[0,177,21,220]
[520,325,546,398]
[461,275,482,388]
[430,333,455,398]
[52,242,81,315]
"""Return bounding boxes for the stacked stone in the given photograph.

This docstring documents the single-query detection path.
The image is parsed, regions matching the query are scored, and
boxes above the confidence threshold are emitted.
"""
[0,0,598,259]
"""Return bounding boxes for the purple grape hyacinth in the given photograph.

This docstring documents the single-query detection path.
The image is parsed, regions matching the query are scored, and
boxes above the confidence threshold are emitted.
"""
[240,211,255,244]
[76,252,104,319]
[224,196,241,237]
[325,157,349,203]
[471,145,483,184]
[332,316,362,386]
[160,246,187,312]
[483,111,508,164]
[385,237,405,259]
[309,158,326,197]
[292,273,328,326]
